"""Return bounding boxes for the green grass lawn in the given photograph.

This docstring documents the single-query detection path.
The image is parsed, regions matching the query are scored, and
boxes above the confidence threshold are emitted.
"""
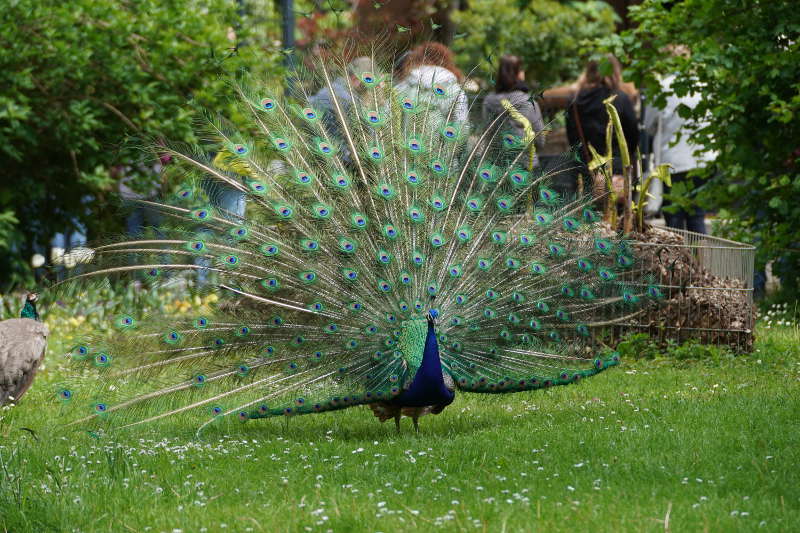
[1,325,798,532]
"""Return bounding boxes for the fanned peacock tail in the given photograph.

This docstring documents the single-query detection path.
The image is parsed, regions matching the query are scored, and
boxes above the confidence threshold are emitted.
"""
[55,45,662,432]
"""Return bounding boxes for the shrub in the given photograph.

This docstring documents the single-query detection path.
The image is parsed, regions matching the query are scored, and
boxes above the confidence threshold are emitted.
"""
[451,0,617,88]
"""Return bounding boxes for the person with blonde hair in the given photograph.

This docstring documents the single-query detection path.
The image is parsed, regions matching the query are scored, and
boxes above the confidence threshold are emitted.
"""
[565,54,639,179]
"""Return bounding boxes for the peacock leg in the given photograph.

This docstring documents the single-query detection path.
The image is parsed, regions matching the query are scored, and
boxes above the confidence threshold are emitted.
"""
[412,416,419,433]
[394,413,401,433]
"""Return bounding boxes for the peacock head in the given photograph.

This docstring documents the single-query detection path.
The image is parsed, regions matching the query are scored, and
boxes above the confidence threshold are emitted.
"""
[427,308,439,327]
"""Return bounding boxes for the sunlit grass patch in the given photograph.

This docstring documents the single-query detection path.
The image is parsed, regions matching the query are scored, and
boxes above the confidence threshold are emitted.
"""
[1,320,798,532]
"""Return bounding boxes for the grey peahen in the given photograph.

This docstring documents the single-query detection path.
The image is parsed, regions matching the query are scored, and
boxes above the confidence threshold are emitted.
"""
[0,294,48,406]
[55,49,662,433]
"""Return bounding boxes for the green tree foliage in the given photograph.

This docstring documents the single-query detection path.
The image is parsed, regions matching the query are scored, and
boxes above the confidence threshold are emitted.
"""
[603,0,800,293]
[451,0,618,87]
[0,0,284,289]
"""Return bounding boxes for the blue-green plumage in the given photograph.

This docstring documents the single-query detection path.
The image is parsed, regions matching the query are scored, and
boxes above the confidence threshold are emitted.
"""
[20,295,39,321]
[57,49,661,433]
[392,316,454,409]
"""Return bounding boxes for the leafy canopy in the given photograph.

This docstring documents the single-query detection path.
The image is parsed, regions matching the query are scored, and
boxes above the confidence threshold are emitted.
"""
[602,0,800,292]
[452,0,618,88]
[0,0,284,289]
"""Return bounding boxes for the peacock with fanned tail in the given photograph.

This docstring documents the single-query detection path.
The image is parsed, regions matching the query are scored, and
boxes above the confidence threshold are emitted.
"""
[56,49,663,433]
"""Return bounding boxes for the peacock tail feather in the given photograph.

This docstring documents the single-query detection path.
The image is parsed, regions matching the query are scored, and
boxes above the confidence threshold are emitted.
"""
[55,46,660,432]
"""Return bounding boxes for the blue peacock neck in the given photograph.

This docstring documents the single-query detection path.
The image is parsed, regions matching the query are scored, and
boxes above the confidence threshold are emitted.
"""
[393,318,455,407]
[20,300,39,321]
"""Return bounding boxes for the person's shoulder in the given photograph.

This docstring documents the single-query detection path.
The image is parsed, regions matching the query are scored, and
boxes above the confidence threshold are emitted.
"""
[508,89,530,98]
[502,90,534,109]
[488,89,529,100]
[481,91,502,110]
[614,88,634,106]
[409,65,458,85]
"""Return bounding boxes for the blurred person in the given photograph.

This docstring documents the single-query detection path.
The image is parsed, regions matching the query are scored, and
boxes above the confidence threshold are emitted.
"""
[395,42,468,124]
[309,56,375,163]
[565,55,639,197]
[481,55,546,169]
[644,52,715,234]
[542,60,639,110]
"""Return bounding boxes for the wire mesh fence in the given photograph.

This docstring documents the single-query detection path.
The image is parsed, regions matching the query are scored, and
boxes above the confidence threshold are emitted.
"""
[617,227,756,353]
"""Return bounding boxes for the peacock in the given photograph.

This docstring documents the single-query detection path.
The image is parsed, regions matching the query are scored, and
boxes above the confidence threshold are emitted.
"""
[55,48,662,434]
[0,293,48,406]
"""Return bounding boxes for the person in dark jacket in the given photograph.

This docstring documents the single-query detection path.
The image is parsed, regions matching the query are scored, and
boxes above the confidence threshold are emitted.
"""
[482,55,546,169]
[565,55,639,176]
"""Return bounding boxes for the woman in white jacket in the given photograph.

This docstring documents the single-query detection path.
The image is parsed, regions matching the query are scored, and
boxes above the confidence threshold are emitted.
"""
[644,73,716,234]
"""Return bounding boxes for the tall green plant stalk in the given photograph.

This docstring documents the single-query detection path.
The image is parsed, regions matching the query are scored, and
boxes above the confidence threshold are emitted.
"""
[602,95,634,234]
[635,164,672,233]
[587,144,616,227]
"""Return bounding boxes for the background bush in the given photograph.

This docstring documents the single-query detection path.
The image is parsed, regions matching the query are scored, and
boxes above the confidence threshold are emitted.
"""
[0,0,285,290]
[602,0,800,298]
[452,0,618,88]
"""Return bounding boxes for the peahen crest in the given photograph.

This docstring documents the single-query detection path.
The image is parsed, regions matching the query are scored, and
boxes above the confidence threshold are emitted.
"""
[55,46,660,433]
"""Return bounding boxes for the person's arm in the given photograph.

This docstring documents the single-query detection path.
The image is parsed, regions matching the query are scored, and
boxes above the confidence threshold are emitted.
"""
[541,83,578,110]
